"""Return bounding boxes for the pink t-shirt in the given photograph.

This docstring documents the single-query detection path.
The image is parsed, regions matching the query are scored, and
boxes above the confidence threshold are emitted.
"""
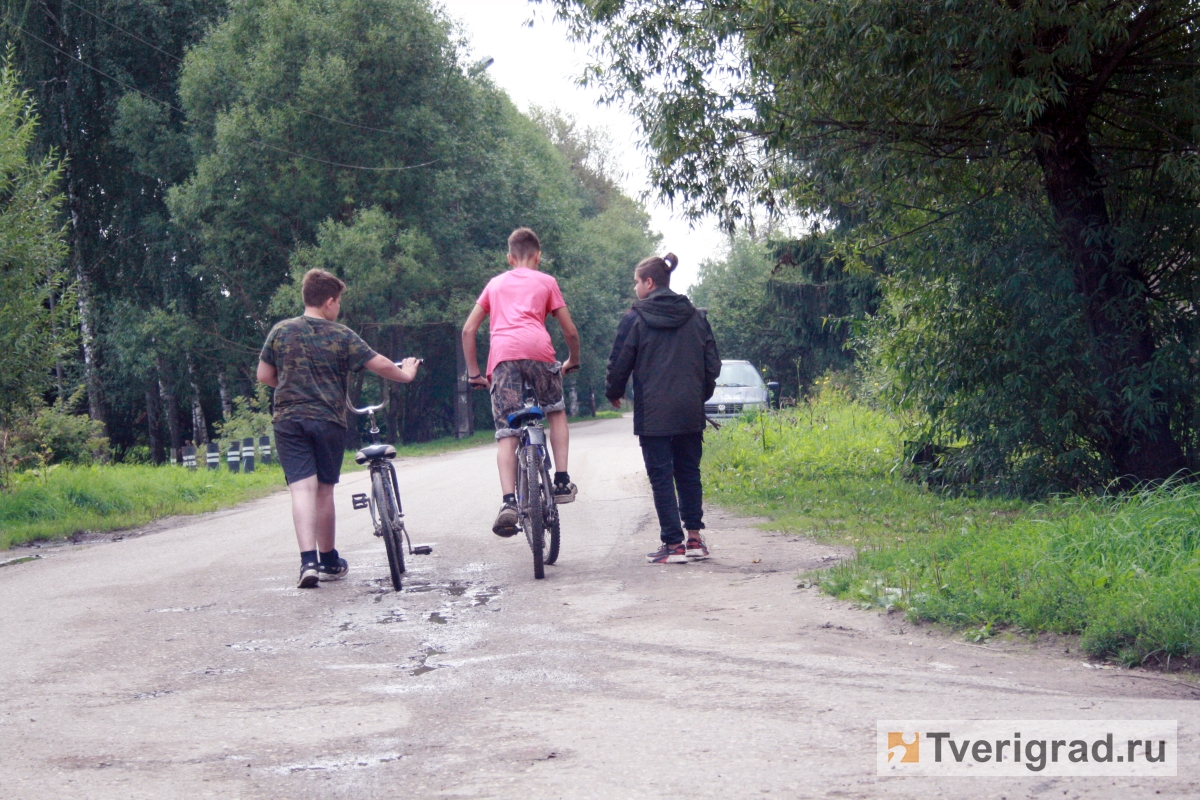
[476,267,567,377]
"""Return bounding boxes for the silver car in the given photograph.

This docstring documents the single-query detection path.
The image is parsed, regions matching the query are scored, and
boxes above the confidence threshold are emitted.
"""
[705,360,778,418]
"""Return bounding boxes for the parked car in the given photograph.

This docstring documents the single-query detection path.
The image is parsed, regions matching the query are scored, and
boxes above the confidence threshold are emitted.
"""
[705,360,778,419]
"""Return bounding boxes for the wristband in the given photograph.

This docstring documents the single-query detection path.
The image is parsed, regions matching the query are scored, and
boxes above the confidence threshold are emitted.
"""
[468,373,482,380]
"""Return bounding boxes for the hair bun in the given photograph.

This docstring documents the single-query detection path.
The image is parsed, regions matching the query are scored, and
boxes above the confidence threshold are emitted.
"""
[663,252,678,271]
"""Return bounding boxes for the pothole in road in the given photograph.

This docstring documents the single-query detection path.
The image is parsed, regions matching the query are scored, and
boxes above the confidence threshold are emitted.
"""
[277,753,401,774]
[412,647,445,676]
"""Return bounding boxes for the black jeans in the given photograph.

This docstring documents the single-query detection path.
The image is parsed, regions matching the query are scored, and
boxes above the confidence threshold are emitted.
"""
[639,432,705,545]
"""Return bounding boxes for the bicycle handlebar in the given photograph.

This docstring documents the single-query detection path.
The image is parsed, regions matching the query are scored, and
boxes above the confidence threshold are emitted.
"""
[346,359,424,415]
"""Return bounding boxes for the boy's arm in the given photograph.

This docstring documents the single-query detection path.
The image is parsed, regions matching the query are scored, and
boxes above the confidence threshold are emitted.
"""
[703,319,721,401]
[366,355,421,383]
[257,360,278,388]
[461,304,489,387]
[551,306,581,374]
[605,310,639,408]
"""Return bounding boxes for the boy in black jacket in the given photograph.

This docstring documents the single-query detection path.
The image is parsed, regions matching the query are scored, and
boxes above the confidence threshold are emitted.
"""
[605,253,721,563]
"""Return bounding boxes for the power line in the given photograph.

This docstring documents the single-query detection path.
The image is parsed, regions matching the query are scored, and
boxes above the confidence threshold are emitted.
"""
[2,18,436,172]
[61,0,413,137]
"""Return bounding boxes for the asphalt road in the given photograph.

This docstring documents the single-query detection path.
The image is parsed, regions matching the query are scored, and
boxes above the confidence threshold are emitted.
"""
[1,415,1197,799]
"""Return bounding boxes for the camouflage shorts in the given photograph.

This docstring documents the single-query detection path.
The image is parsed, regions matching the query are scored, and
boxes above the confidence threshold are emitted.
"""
[490,359,566,439]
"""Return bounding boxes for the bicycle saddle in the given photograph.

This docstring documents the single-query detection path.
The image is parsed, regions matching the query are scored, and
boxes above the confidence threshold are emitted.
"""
[355,444,397,464]
[506,406,545,429]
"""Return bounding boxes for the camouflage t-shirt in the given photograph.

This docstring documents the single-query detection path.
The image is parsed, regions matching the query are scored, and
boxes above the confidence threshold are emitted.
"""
[260,316,378,428]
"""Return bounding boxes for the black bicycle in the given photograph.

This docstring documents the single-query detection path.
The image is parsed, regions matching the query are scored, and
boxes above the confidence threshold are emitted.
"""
[505,384,561,579]
[347,378,431,591]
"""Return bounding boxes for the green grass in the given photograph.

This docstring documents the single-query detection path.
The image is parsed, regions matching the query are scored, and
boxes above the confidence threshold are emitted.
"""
[0,463,287,549]
[704,395,1200,668]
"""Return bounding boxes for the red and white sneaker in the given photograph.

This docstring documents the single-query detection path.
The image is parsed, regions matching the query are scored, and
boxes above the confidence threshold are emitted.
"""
[685,536,710,560]
[647,542,687,564]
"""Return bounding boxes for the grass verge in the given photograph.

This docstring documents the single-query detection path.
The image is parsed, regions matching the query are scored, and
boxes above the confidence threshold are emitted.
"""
[703,395,1200,668]
[0,463,286,549]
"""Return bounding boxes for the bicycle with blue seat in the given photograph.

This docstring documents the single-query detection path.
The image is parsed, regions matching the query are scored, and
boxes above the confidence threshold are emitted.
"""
[347,370,431,591]
[504,382,561,579]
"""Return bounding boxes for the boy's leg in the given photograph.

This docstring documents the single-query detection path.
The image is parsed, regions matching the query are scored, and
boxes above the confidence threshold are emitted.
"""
[288,476,335,552]
[497,436,519,495]
[672,431,705,532]
[672,432,708,558]
[528,361,576,502]
[488,362,522,536]
[546,409,569,473]
[639,435,686,563]
[277,418,348,583]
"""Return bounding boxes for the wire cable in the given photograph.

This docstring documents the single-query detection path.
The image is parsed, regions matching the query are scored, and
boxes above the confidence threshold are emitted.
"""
[2,18,436,172]
[61,0,414,137]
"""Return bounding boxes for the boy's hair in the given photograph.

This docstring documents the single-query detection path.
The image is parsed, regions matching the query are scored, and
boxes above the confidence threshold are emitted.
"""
[301,269,346,308]
[635,252,679,288]
[507,227,541,261]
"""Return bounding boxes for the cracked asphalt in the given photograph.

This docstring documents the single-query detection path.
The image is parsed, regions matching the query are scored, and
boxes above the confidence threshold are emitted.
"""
[1,415,1196,798]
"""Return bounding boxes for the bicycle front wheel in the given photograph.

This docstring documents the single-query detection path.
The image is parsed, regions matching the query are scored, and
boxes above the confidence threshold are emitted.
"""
[523,445,546,579]
[372,470,405,591]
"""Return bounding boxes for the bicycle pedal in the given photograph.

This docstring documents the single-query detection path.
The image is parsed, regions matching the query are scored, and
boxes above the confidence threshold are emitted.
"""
[351,493,369,510]
[411,545,433,555]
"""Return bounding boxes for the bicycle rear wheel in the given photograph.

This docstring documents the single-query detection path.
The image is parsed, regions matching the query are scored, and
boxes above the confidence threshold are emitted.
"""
[523,445,546,579]
[372,470,405,590]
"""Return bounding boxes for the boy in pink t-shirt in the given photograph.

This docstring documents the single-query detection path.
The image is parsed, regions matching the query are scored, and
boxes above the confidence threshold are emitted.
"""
[462,228,582,536]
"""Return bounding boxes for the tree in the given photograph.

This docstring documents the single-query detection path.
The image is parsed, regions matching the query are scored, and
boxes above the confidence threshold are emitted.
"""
[0,57,72,427]
[1,0,228,443]
[546,0,1200,487]
[170,1,658,441]
[692,234,878,398]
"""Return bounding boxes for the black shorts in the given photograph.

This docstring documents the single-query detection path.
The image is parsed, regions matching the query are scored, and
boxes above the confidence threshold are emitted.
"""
[273,418,346,485]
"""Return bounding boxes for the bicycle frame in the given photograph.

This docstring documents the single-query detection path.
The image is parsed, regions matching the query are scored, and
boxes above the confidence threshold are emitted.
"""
[347,378,431,591]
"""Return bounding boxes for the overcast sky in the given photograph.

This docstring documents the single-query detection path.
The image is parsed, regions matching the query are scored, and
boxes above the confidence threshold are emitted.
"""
[436,0,728,291]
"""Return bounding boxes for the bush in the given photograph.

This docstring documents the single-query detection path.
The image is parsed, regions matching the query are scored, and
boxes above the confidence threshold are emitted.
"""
[213,384,273,448]
[0,388,109,487]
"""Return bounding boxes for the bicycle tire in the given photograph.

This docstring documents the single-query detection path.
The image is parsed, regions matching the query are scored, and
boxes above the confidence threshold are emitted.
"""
[545,513,560,566]
[523,445,546,579]
[538,453,560,565]
[372,470,405,590]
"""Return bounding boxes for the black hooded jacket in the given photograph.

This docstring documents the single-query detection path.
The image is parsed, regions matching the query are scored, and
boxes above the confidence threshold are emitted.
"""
[605,287,721,437]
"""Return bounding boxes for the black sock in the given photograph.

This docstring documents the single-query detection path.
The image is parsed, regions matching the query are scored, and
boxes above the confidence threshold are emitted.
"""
[300,550,318,566]
[554,471,570,485]
[503,493,516,505]
[319,548,339,566]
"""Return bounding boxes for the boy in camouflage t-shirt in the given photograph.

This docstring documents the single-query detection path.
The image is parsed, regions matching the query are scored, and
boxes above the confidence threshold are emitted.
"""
[258,269,420,588]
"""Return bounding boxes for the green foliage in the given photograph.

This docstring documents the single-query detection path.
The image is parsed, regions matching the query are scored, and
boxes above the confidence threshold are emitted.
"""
[1,388,109,490]
[0,461,285,550]
[705,392,1200,666]
[0,56,72,422]
[212,384,272,445]
[166,1,656,442]
[691,234,878,397]
[548,0,1200,488]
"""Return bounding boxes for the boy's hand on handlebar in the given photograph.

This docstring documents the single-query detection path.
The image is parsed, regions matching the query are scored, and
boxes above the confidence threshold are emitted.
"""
[562,356,580,375]
[396,357,422,381]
